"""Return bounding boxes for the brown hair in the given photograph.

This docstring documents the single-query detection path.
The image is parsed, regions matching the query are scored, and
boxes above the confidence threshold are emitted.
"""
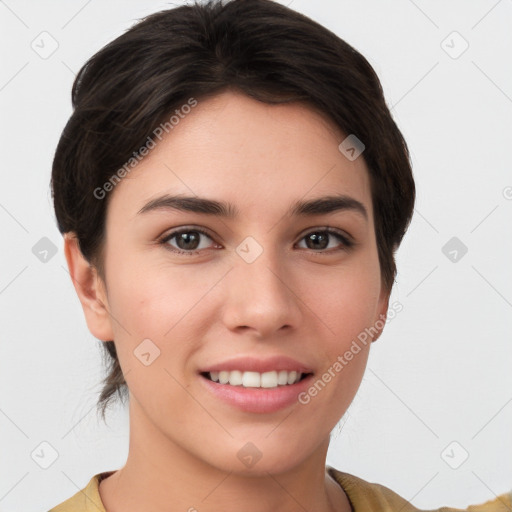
[51,0,415,421]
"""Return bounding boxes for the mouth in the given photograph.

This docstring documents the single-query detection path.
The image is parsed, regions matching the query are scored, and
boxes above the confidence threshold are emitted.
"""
[200,370,313,389]
[198,368,316,413]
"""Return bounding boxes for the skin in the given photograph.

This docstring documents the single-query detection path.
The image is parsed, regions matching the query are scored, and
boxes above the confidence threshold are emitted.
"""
[65,90,390,512]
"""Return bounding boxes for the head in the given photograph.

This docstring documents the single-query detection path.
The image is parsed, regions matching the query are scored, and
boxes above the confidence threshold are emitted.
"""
[52,0,414,463]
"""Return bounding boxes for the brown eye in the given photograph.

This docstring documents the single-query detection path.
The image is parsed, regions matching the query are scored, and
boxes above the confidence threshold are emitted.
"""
[161,228,215,254]
[297,229,353,252]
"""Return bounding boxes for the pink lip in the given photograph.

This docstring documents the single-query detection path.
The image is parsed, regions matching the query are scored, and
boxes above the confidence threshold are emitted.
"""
[199,372,314,413]
[198,355,314,374]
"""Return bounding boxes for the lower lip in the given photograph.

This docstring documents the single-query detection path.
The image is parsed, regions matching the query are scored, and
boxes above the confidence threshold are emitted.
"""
[199,373,314,414]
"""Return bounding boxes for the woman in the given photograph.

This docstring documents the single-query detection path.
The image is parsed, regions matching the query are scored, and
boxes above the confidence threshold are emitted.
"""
[48,0,511,510]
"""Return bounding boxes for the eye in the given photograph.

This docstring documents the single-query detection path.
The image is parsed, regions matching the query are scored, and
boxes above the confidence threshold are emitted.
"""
[160,227,217,255]
[296,228,353,252]
[159,226,353,256]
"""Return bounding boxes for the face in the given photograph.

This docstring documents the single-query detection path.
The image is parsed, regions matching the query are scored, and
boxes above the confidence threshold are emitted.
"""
[87,90,389,475]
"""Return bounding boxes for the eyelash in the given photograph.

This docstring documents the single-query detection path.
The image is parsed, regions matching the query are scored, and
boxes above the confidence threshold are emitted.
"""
[159,226,354,256]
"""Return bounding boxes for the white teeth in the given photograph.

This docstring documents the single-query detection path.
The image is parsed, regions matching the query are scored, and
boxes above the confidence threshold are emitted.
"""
[206,370,304,388]
[261,371,278,388]
[277,370,288,385]
[287,371,297,385]
[228,370,243,386]
[243,371,261,387]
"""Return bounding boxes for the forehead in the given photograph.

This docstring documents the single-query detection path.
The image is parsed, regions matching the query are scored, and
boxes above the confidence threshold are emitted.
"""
[107,90,374,224]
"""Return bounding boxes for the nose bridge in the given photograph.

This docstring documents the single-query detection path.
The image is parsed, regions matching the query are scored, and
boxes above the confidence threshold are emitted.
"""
[222,234,300,334]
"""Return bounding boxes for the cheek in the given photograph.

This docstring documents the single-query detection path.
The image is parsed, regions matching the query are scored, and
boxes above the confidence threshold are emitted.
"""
[296,261,379,420]
[301,254,382,342]
[106,249,210,333]
[103,254,221,376]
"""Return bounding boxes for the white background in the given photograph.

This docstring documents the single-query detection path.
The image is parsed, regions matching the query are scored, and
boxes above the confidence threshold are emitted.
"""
[0,0,511,510]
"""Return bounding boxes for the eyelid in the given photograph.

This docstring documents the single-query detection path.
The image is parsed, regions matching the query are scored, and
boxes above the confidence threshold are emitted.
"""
[159,225,216,248]
[299,225,353,243]
[159,225,214,239]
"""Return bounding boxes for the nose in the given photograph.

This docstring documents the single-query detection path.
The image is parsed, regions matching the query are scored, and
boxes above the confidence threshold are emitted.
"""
[221,243,303,338]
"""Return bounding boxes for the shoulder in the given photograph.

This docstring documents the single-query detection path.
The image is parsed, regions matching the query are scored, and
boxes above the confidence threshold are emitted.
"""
[328,466,422,511]
[327,466,512,512]
[48,471,113,512]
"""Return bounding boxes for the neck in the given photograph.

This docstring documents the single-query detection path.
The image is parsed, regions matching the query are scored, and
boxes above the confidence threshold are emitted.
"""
[99,398,352,512]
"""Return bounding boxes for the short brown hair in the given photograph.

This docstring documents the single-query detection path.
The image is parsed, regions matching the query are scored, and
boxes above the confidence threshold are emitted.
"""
[51,0,415,421]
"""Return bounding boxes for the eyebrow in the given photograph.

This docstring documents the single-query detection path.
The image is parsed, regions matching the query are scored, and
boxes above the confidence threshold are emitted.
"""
[137,194,368,221]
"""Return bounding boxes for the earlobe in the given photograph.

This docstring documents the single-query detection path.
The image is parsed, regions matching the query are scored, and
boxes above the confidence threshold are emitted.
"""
[63,233,114,342]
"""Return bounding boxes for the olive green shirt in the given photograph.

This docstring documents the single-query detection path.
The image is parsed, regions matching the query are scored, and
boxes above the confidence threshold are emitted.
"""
[48,466,512,511]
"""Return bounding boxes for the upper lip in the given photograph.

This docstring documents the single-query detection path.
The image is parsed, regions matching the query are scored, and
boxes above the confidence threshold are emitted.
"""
[198,355,314,374]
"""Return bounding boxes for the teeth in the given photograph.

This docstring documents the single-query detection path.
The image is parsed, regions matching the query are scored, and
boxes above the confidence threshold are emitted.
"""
[228,370,242,386]
[206,370,304,388]
[277,370,288,386]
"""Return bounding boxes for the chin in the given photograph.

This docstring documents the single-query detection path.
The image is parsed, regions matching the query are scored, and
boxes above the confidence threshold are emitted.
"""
[207,442,312,477]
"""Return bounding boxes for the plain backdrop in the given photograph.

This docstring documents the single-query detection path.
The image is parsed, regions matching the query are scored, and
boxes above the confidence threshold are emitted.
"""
[0,1,511,510]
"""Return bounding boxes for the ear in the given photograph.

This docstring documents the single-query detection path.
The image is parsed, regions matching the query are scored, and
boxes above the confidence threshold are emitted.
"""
[63,233,114,342]
[370,285,391,343]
